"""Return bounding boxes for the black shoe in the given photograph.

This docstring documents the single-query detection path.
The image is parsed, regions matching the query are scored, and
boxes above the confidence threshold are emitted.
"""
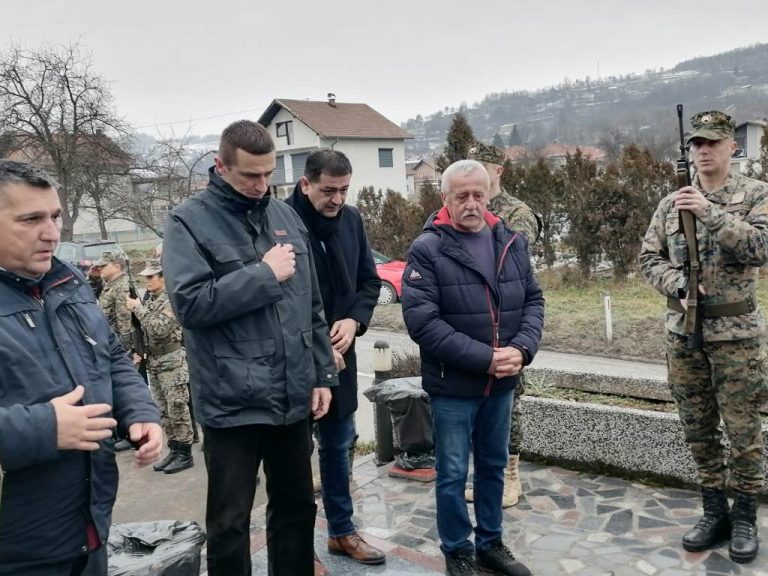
[153,442,176,472]
[729,490,759,564]
[445,553,479,576]
[476,541,531,576]
[163,443,194,474]
[682,488,731,552]
[114,439,133,452]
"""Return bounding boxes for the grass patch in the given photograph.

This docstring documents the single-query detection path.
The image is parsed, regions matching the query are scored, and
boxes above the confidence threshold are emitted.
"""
[354,440,376,456]
[370,269,768,363]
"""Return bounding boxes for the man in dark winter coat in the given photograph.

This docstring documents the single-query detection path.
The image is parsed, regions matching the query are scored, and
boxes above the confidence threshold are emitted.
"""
[402,160,544,576]
[162,121,339,576]
[285,150,384,572]
[0,160,162,576]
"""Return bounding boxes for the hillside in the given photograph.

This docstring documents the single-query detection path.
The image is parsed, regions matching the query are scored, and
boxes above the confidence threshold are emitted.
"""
[403,43,768,160]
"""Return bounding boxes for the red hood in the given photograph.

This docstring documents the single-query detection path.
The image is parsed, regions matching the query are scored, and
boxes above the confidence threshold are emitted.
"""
[432,206,500,229]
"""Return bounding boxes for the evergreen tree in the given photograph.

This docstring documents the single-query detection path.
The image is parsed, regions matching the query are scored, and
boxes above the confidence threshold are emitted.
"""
[508,124,522,146]
[560,150,604,280]
[598,145,674,279]
[436,113,475,172]
[492,133,505,148]
[417,179,443,225]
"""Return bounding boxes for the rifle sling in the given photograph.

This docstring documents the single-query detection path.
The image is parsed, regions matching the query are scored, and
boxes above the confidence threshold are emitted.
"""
[667,296,755,318]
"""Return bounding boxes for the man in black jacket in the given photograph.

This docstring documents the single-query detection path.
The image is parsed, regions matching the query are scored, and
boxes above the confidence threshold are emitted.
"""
[162,121,338,576]
[285,150,384,571]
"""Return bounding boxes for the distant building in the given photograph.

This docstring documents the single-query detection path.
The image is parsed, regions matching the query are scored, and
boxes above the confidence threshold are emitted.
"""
[504,143,607,167]
[406,157,441,201]
[732,120,767,174]
[258,95,412,203]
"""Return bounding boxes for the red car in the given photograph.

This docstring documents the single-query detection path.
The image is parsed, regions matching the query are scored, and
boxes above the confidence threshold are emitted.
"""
[372,250,405,305]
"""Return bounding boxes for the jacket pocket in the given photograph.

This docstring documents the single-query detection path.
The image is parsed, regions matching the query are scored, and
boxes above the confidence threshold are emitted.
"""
[210,242,258,278]
[664,215,687,268]
[212,338,276,408]
[282,237,311,295]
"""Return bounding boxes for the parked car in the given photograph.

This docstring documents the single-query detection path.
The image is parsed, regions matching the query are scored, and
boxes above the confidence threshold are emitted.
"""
[372,249,406,305]
[54,240,126,274]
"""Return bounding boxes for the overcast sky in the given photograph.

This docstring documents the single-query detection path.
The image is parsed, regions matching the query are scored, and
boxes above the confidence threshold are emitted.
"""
[2,0,766,137]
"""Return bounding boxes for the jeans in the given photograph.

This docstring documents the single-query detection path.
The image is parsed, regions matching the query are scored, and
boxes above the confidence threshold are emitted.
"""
[203,420,316,576]
[316,414,356,537]
[430,390,514,557]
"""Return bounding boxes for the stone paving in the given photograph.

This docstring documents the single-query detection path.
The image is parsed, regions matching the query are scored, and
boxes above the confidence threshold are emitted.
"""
[248,455,768,575]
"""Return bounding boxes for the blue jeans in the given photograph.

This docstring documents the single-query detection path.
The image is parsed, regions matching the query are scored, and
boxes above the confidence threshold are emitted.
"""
[317,415,356,538]
[430,390,514,557]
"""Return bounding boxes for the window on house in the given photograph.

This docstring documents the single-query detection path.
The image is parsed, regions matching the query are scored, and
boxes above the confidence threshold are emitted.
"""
[273,155,286,185]
[276,121,293,145]
[378,148,394,168]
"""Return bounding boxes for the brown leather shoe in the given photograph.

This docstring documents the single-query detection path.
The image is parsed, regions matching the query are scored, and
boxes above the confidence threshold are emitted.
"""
[328,532,386,565]
[314,551,330,576]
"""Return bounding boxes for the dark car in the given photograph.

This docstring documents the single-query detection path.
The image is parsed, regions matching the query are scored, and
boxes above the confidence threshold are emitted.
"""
[372,249,406,305]
[54,240,126,274]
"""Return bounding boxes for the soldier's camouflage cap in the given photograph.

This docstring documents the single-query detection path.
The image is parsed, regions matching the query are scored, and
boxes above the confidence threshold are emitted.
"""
[93,251,126,266]
[467,141,506,165]
[686,110,735,143]
[138,258,162,276]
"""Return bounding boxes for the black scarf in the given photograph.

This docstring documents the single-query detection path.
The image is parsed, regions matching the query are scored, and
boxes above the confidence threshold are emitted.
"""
[286,184,353,323]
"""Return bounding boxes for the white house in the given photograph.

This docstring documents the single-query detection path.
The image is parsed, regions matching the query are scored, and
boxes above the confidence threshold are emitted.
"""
[258,95,412,203]
[732,120,766,174]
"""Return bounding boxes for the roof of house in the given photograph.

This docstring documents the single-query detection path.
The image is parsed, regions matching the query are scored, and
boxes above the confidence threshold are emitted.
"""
[259,98,412,140]
[735,120,767,129]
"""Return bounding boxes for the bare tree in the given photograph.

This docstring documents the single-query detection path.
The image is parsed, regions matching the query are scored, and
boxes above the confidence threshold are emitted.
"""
[110,135,215,237]
[0,42,129,240]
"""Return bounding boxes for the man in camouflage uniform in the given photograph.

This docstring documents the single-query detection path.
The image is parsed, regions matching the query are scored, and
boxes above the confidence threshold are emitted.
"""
[95,251,134,351]
[127,259,194,474]
[465,141,542,509]
[639,110,768,563]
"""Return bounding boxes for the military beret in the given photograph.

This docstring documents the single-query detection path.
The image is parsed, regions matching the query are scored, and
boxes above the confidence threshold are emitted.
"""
[467,141,506,165]
[687,110,735,143]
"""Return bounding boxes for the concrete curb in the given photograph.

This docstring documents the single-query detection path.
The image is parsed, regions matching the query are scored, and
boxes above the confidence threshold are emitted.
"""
[520,395,768,495]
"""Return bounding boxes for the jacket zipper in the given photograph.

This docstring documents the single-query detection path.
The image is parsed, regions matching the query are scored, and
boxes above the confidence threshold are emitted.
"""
[484,234,518,397]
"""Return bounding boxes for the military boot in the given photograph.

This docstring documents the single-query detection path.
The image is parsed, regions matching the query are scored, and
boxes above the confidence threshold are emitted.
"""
[729,490,759,563]
[502,455,523,508]
[163,442,194,474]
[682,487,731,552]
[153,441,177,472]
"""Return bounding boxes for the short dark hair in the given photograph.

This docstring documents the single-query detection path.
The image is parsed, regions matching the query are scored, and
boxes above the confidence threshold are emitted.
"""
[0,160,59,193]
[218,120,275,166]
[304,149,353,183]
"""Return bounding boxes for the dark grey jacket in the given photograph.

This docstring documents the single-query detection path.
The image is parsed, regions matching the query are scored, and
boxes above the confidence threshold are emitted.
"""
[163,168,339,428]
[0,259,160,569]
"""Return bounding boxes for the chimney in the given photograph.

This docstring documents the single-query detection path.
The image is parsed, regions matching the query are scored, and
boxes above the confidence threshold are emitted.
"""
[327,93,336,107]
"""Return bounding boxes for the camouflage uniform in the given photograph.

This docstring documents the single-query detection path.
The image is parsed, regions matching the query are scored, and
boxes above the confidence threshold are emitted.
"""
[639,169,768,494]
[98,272,134,351]
[469,141,543,458]
[133,288,193,445]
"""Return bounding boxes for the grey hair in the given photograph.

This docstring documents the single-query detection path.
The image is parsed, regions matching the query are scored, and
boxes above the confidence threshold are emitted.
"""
[440,160,490,195]
[0,160,59,193]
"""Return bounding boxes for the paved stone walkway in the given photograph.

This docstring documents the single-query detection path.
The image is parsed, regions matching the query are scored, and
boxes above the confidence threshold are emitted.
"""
[248,456,768,576]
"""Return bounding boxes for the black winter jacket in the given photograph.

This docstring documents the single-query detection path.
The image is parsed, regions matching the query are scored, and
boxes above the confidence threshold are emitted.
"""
[0,259,160,570]
[285,188,381,420]
[402,208,544,397]
[163,168,339,428]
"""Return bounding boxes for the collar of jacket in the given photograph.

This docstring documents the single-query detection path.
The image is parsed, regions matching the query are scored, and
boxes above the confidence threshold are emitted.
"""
[207,166,271,213]
[0,257,73,294]
[692,171,743,205]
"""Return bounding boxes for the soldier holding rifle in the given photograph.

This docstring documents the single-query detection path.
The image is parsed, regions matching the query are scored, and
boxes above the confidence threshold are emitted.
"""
[639,108,768,563]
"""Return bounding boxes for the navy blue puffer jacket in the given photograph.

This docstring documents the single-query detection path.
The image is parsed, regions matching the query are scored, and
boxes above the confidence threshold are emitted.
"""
[402,208,544,397]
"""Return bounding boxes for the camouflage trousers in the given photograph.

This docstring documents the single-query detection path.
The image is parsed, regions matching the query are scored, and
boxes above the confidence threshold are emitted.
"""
[666,333,768,494]
[148,349,193,445]
[508,372,527,455]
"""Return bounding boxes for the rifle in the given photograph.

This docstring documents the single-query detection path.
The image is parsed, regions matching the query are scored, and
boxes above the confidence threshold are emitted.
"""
[676,104,702,349]
[125,259,147,361]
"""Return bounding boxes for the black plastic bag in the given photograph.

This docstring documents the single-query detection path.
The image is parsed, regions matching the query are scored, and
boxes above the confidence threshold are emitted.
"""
[364,377,435,470]
[108,520,206,576]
